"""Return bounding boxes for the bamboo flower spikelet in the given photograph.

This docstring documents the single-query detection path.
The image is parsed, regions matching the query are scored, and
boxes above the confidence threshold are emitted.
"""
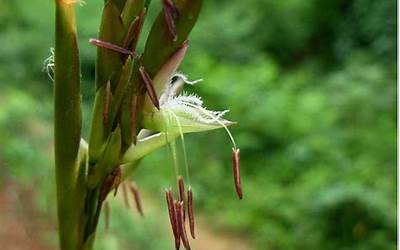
[52,0,243,249]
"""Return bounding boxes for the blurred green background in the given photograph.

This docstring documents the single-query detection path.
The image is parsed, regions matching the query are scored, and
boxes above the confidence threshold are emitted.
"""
[0,0,396,249]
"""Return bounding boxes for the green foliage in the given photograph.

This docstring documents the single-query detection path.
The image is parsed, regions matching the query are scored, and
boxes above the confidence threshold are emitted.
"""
[0,0,396,250]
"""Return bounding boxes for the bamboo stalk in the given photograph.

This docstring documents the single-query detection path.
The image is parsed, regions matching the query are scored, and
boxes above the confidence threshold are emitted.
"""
[54,1,84,249]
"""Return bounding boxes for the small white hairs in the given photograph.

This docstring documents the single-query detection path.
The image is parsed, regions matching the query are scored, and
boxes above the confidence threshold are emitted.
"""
[162,93,230,125]
[43,47,55,81]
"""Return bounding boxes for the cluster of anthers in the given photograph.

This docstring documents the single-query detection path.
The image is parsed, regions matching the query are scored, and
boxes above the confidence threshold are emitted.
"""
[165,176,195,250]
[98,167,144,231]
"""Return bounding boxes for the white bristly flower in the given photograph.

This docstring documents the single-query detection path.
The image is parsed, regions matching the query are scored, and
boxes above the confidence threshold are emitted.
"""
[143,75,234,134]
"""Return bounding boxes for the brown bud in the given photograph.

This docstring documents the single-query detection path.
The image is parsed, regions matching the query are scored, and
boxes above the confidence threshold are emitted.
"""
[232,148,243,200]
[176,201,191,250]
[139,66,160,109]
[103,80,111,125]
[129,183,144,217]
[187,187,195,239]
[89,38,135,56]
[104,201,110,232]
[166,189,180,249]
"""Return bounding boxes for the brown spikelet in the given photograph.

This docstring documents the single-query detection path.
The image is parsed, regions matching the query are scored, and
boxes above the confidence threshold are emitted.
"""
[122,182,130,209]
[104,201,110,232]
[162,0,179,40]
[187,187,195,239]
[139,66,160,109]
[166,189,180,250]
[103,80,111,124]
[130,94,138,144]
[89,38,134,56]
[123,16,140,50]
[124,9,146,53]
[232,148,243,200]
[129,183,144,217]
[176,201,191,250]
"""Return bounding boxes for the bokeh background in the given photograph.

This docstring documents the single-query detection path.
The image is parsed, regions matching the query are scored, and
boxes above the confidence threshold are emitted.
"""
[0,0,397,249]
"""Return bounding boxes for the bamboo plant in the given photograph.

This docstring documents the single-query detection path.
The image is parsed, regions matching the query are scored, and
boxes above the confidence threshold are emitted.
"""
[52,0,242,249]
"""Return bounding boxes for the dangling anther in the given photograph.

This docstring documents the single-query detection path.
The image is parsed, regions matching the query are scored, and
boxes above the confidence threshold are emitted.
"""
[166,189,180,249]
[187,187,195,239]
[178,176,185,202]
[176,201,191,250]
[232,148,243,200]
[177,176,186,220]
[122,182,130,209]
[89,38,135,56]
[139,66,160,109]
[104,201,110,232]
[129,182,144,217]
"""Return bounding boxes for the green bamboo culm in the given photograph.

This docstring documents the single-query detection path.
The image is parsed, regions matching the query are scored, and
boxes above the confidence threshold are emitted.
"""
[54,1,86,250]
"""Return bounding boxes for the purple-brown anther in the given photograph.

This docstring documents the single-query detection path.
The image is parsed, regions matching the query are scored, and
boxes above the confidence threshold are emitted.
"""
[103,80,111,125]
[122,182,130,209]
[162,0,179,40]
[177,176,186,220]
[104,201,110,232]
[130,95,138,144]
[176,201,191,250]
[139,66,160,109]
[89,38,135,56]
[178,176,185,202]
[166,189,180,250]
[232,148,243,200]
[129,183,144,217]
[187,187,195,239]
